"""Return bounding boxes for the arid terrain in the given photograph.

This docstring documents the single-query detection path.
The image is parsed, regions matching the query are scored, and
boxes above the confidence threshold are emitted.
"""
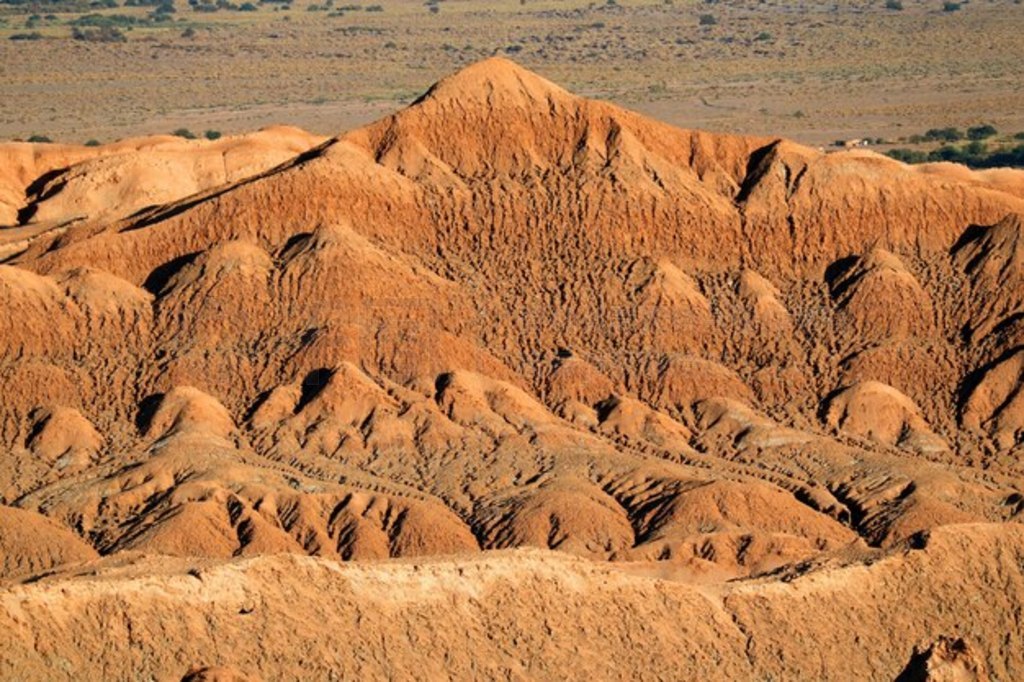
[1,56,1024,679]
[2,0,1024,149]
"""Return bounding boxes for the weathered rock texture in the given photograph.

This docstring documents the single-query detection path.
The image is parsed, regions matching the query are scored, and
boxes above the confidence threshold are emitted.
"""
[1,59,1023,680]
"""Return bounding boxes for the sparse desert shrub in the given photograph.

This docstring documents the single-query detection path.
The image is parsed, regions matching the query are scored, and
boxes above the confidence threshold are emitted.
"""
[885,0,903,9]
[27,134,52,143]
[84,139,101,146]
[923,127,963,142]
[887,149,926,163]
[967,124,997,140]
[1015,132,1024,141]
[172,128,196,139]
[204,129,221,140]
[755,31,771,41]
[71,12,140,26]
[71,25,127,41]
[181,26,195,36]
[889,140,1024,169]
[929,145,961,162]
[365,3,382,9]
[942,1,961,11]
[964,140,987,156]
[9,31,43,39]
[698,13,716,25]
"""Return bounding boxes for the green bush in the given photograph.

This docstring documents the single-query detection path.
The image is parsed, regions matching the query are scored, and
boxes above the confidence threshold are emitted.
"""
[27,134,52,143]
[71,25,127,41]
[967,124,997,140]
[698,13,716,25]
[964,140,987,155]
[204,129,222,140]
[889,142,1024,169]
[9,31,43,39]
[923,127,963,142]
[84,139,101,146]
[172,128,196,139]
[886,148,928,164]
[885,0,903,9]
[942,1,961,11]
[70,12,140,26]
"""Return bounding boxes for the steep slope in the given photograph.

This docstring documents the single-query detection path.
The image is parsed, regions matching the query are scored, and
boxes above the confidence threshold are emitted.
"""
[0,128,324,263]
[0,58,1023,679]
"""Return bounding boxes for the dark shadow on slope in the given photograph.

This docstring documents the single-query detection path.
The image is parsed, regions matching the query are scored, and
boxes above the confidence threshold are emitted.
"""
[135,393,166,435]
[823,255,860,299]
[294,368,335,414]
[142,252,201,296]
[734,141,781,204]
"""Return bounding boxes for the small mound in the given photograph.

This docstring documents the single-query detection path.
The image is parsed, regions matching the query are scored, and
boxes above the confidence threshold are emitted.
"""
[694,398,812,449]
[27,406,102,470]
[619,480,856,574]
[545,354,616,407]
[436,370,554,433]
[828,248,933,343]
[645,355,754,423]
[736,269,792,331]
[161,239,274,295]
[961,349,1024,450]
[117,499,240,559]
[635,260,713,349]
[386,500,480,558]
[144,386,237,441]
[825,381,947,453]
[953,213,1024,342]
[473,482,634,558]
[594,395,694,454]
[55,267,153,312]
[0,505,98,579]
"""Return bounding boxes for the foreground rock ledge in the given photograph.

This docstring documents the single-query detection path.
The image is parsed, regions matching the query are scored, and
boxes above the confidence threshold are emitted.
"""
[1,523,1021,680]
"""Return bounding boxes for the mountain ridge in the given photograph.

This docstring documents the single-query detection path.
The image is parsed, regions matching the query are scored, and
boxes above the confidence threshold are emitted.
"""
[0,57,1022,680]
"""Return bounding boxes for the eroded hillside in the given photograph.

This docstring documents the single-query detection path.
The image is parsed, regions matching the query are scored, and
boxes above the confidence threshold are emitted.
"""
[1,58,1022,680]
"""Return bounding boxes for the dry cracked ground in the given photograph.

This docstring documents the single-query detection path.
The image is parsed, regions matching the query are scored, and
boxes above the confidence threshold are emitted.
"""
[0,58,1023,680]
